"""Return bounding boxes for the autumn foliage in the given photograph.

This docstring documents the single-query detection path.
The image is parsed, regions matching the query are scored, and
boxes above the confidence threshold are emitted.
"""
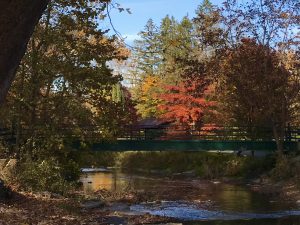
[158,79,216,128]
[134,76,164,118]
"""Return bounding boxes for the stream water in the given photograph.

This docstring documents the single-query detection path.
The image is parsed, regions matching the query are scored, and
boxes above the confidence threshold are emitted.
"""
[80,169,300,224]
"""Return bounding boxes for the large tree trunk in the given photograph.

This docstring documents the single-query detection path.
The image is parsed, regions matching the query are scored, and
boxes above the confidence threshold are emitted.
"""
[0,0,49,104]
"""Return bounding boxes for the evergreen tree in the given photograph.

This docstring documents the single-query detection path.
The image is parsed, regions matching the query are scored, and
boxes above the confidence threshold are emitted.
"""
[130,16,196,118]
[133,19,161,77]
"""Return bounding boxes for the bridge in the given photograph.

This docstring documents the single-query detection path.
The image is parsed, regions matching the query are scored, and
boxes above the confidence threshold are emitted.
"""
[1,125,299,152]
[74,125,300,152]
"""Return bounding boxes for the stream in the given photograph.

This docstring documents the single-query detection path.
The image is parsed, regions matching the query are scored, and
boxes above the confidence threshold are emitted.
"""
[80,169,300,224]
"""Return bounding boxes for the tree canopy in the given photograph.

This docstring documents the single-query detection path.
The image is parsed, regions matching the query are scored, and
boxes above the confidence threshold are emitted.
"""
[128,0,300,152]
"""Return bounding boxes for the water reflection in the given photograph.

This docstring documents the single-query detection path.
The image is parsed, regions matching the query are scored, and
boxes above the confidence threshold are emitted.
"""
[212,185,288,213]
[80,170,300,223]
[81,171,122,192]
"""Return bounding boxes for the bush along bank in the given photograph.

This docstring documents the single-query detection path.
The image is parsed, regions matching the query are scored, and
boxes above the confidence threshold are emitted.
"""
[118,151,277,179]
[72,151,299,181]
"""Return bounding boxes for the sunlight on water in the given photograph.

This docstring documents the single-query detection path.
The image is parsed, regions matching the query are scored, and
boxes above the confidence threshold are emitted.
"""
[80,170,300,223]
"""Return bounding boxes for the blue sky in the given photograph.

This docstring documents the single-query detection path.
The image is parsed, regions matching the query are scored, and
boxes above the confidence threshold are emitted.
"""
[104,0,223,44]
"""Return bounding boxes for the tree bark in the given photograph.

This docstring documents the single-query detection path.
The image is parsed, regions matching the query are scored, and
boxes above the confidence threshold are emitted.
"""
[0,0,49,104]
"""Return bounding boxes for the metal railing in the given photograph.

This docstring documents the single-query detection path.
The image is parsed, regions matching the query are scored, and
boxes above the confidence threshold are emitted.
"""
[0,125,299,144]
[118,125,300,141]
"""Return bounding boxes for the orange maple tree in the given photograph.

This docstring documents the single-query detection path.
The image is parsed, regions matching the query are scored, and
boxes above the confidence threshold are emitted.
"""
[158,79,216,129]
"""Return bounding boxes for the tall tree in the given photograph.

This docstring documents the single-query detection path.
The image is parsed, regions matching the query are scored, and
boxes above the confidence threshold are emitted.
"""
[218,0,300,152]
[218,39,294,152]
[0,0,128,159]
[222,0,300,50]
[132,19,162,77]
[0,0,49,103]
[193,0,224,52]
[158,16,195,84]
[0,1,119,104]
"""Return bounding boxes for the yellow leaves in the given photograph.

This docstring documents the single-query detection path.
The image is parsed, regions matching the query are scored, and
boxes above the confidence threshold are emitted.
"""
[98,37,110,45]
[66,29,86,39]
[134,75,164,118]
[88,36,98,46]
[75,30,86,38]
[141,76,161,93]
[116,46,131,58]
[83,102,98,115]
[140,76,161,103]
[44,45,56,57]
[280,50,299,71]
[66,29,103,47]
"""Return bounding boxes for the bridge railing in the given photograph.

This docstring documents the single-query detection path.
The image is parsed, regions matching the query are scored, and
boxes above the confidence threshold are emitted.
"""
[118,125,300,142]
[0,125,299,145]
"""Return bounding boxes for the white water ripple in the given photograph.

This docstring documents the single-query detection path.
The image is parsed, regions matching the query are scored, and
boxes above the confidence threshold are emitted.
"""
[130,201,300,221]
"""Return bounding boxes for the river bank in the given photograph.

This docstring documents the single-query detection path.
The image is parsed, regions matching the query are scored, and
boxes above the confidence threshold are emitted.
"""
[250,177,300,204]
[0,190,174,225]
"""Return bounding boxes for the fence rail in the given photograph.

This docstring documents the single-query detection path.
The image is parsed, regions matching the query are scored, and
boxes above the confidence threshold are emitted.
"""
[119,125,300,141]
[0,125,299,144]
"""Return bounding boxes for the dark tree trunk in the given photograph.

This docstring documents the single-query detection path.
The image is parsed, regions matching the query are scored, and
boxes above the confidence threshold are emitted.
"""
[0,0,49,104]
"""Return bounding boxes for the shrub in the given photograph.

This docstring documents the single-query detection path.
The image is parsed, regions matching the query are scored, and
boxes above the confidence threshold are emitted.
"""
[271,154,300,181]
[118,151,276,179]
[17,158,80,194]
[72,151,119,168]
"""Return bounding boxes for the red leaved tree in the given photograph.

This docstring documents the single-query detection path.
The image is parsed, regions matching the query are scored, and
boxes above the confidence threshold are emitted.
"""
[158,79,216,139]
